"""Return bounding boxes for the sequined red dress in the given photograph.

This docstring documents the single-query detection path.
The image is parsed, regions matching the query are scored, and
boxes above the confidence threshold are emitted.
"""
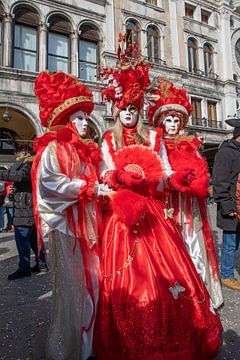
[94,128,222,360]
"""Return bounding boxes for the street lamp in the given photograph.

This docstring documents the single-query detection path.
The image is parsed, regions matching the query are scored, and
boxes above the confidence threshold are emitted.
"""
[2,109,12,122]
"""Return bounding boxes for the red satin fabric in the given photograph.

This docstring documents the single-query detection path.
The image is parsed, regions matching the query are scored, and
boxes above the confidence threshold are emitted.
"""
[94,198,222,359]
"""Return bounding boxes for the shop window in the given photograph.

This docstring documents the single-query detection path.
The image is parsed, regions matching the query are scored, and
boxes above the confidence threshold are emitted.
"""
[0,128,17,154]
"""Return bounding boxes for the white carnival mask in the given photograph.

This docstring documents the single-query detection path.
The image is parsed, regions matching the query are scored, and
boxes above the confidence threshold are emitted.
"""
[119,104,139,128]
[162,115,181,135]
[70,110,88,137]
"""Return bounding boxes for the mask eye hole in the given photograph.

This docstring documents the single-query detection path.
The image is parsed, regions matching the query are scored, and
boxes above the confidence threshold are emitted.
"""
[129,106,137,113]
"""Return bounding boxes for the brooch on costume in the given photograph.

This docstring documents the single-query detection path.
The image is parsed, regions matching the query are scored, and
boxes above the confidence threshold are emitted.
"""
[169,282,186,299]
[164,208,174,219]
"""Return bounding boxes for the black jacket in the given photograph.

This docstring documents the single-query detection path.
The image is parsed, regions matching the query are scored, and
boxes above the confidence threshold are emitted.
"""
[0,159,35,227]
[213,139,240,231]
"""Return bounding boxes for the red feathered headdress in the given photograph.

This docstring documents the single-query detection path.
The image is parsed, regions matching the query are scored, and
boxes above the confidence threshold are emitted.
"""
[34,71,94,127]
[148,79,192,127]
[100,34,151,114]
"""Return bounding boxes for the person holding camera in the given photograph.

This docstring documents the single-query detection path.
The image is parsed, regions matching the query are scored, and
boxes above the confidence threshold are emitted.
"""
[0,145,47,280]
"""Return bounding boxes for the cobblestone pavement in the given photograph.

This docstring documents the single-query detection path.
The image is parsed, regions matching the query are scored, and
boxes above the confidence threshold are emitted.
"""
[0,205,239,360]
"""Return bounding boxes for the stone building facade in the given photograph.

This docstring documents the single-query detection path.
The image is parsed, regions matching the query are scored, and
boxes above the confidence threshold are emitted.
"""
[0,0,239,170]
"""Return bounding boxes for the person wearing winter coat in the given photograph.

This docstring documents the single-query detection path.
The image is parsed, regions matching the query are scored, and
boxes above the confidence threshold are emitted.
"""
[213,127,240,290]
[0,146,46,280]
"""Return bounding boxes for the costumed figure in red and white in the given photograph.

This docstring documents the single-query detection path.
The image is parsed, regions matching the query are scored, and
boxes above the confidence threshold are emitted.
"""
[148,79,223,309]
[93,39,222,360]
[32,71,110,360]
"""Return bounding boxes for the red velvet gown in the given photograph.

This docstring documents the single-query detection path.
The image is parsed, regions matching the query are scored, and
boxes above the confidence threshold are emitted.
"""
[94,128,222,360]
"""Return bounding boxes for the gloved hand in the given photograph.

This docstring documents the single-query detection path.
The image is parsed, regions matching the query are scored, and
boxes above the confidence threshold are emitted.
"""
[96,183,112,196]
[117,170,143,187]
[180,169,196,185]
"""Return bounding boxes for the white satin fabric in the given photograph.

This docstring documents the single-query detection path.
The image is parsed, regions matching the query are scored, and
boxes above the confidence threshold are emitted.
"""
[36,141,99,360]
[179,194,223,308]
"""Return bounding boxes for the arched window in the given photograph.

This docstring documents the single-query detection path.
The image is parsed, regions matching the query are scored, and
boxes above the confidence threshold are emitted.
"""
[203,43,214,78]
[126,20,140,48]
[0,2,4,66]
[147,25,160,64]
[187,38,198,74]
[13,6,40,72]
[47,14,71,73]
[79,24,100,82]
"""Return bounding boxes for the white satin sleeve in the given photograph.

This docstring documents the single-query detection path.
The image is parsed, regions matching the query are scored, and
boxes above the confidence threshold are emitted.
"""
[36,142,86,236]
[39,142,86,213]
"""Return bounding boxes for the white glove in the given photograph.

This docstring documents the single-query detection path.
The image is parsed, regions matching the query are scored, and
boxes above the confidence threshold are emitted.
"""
[96,183,112,196]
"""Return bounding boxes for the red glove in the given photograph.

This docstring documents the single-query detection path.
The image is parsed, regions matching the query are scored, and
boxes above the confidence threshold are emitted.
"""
[169,168,196,192]
[117,170,143,187]
[181,169,196,186]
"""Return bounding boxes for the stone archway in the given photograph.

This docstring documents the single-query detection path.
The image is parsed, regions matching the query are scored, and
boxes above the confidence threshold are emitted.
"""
[0,106,38,164]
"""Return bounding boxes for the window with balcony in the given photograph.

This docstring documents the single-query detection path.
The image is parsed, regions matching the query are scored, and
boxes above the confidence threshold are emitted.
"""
[207,101,218,128]
[146,0,157,5]
[201,10,210,24]
[79,24,99,82]
[13,6,39,72]
[203,43,214,78]
[185,3,195,19]
[187,38,198,73]
[126,20,140,48]
[191,97,202,126]
[0,20,2,66]
[47,15,71,73]
[147,25,160,64]
[0,2,3,66]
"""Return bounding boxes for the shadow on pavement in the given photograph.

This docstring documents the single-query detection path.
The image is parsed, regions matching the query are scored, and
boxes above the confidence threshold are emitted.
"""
[216,329,240,360]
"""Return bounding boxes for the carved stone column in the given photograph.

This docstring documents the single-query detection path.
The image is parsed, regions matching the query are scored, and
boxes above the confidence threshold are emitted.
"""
[70,30,78,76]
[39,22,47,72]
[3,13,13,67]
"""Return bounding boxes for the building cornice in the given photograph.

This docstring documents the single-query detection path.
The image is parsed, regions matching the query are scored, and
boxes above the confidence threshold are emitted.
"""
[129,0,164,13]
[122,9,166,26]
[185,0,219,12]
[34,0,106,21]
[184,28,218,43]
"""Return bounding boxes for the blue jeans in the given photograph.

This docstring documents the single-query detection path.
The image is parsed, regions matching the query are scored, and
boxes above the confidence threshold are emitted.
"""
[221,231,240,278]
[6,207,13,226]
[0,206,4,230]
[14,225,46,271]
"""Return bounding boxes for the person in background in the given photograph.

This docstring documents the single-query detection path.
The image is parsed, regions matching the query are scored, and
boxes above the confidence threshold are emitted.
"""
[3,181,14,232]
[0,180,5,232]
[0,145,47,280]
[213,125,240,291]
